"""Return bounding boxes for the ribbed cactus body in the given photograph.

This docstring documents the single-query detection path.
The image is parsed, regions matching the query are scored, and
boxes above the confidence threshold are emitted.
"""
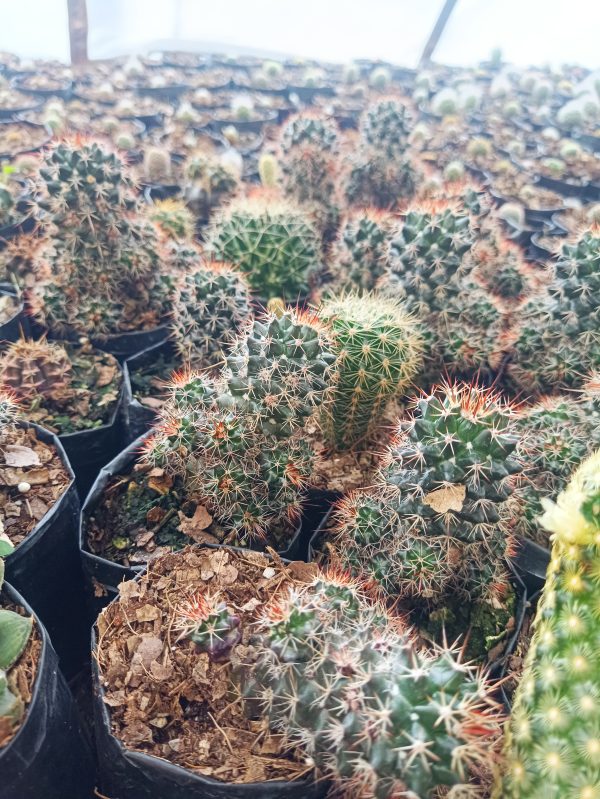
[208,199,320,300]
[280,114,338,152]
[145,311,335,542]
[508,228,600,392]
[361,98,412,156]
[172,256,251,367]
[334,383,521,603]
[0,391,17,432]
[330,210,395,292]
[0,339,74,403]
[149,199,195,241]
[242,575,500,799]
[498,449,600,799]
[344,149,418,210]
[319,293,423,450]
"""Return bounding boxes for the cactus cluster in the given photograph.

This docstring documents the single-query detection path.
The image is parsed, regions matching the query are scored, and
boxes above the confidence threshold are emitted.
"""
[238,574,501,799]
[145,310,335,543]
[0,338,73,402]
[0,542,33,731]
[171,254,251,367]
[208,197,321,300]
[34,139,174,336]
[506,226,600,393]
[498,449,600,799]
[319,292,423,450]
[329,209,395,292]
[333,383,522,606]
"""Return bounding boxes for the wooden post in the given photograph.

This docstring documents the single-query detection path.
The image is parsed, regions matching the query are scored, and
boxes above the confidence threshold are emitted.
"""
[68,0,88,65]
[419,0,458,68]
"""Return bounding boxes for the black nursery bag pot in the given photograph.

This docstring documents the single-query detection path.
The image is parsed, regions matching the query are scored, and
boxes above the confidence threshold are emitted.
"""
[0,582,95,799]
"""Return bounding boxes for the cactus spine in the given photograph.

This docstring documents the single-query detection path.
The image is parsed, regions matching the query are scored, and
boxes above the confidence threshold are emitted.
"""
[149,199,195,241]
[319,292,423,450]
[329,210,395,292]
[497,449,600,798]
[0,339,73,403]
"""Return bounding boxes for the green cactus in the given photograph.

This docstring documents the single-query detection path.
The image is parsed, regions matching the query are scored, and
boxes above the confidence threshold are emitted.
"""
[207,197,321,301]
[258,153,278,188]
[514,380,600,541]
[329,209,395,292]
[240,574,501,799]
[507,227,600,393]
[34,139,174,337]
[497,449,600,799]
[171,254,251,367]
[144,310,335,544]
[0,390,18,431]
[0,541,34,730]
[149,199,195,241]
[470,237,536,306]
[142,146,173,184]
[360,98,412,156]
[334,383,522,605]
[344,147,419,210]
[319,292,423,450]
[178,593,241,662]
[280,113,338,153]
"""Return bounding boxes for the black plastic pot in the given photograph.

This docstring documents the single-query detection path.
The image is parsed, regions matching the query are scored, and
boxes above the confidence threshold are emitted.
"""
[528,228,566,261]
[90,552,327,799]
[0,582,95,799]
[122,337,177,443]
[142,183,183,202]
[0,288,29,341]
[59,379,127,501]
[118,111,165,130]
[91,324,170,363]
[210,111,278,134]
[0,119,52,158]
[134,84,191,101]
[0,100,42,120]
[536,173,587,200]
[3,422,84,676]
[80,437,338,619]
[286,85,335,103]
[11,78,73,100]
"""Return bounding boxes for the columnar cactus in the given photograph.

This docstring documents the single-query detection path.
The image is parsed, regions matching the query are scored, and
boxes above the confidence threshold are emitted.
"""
[497,449,600,799]
[34,139,173,336]
[145,310,335,543]
[149,199,195,241]
[0,338,73,402]
[506,227,600,392]
[172,256,251,367]
[360,98,412,156]
[334,383,522,603]
[0,543,33,730]
[207,197,321,300]
[319,292,423,450]
[514,379,600,539]
[240,574,501,799]
[329,209,395,292]
[142,146,172,184]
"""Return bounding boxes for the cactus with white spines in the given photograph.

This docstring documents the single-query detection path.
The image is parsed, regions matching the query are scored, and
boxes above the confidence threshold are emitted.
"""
[360,97,412,156]
[0,390,18,433]
[171,254,251,367]
[149,199,195,241]
[144,310,335,543]
[319,292,423,450]
[208,197,321,301]
[497,449,600,799]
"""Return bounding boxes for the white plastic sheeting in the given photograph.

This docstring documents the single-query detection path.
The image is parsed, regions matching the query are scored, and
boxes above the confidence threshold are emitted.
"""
[2,0,600,68]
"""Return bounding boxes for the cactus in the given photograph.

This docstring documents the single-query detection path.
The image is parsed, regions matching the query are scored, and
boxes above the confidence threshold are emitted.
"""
[0,338,73,402]
[506,227,600,393]
[144,310,335,543]
[0,541,33,730]
[380,200,476,317]
[34,139,173,336]
[258,153,278,188]
[470,237,538,307]
[497,449,600,799]
[240,574,501,799]
[329,209,395,292]
[514,380,600,540]
[280,113,338,153]
[0,390,18,432]
[149,199,195,241]
[369,64,392,90]
[207,197,321,301]
[334,383,522,604]
[142,146,172,184]
[172,257,251,367]
[360,98,412,156]
[344,148,419,210]
[177,593,240,662]
[319,292,423,450]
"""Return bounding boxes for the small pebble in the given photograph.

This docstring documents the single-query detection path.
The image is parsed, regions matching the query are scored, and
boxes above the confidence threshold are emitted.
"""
[17,482,31,493]
[262,566,276,579]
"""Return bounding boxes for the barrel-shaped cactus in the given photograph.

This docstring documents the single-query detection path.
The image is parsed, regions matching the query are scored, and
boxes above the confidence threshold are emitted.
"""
[0,338,73,403]
[497,449,600,798]
[360,97,412,156]
[329,209,395,292]
[319,292,423,450]
[149,198,195,241]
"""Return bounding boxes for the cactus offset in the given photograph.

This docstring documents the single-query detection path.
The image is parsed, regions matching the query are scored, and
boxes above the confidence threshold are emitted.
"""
[208,197,321,301]
[497,449,600,799]
[329,209,395,292]
[172,256,251,367]
[144,310,335,543]
[177,593,241,662]
[0,338,73,403]
[319,292,423,450]
[241,574,501,799]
